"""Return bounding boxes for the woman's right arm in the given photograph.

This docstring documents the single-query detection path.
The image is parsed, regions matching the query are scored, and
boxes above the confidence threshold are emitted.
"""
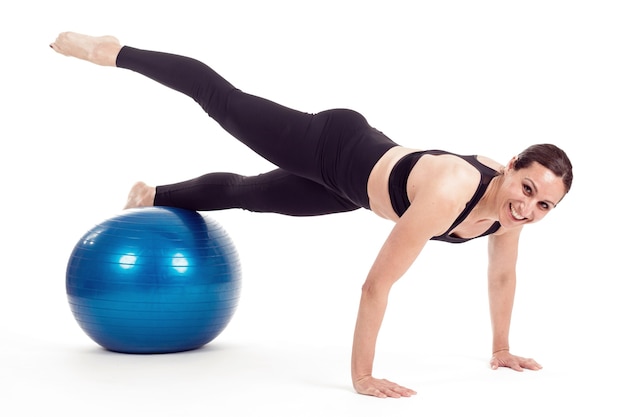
[351,192,457,397]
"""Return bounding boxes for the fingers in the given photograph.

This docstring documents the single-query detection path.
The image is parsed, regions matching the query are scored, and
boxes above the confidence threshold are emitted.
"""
[375,381,417,399]
[519,357,543,371]
[355,377,417,399]
[490,359,522,371]
[490,353,543,372]
[510,362,524,372]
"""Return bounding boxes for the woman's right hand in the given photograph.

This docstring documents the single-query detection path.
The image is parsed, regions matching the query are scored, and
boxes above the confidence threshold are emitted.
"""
[353,375,417,398]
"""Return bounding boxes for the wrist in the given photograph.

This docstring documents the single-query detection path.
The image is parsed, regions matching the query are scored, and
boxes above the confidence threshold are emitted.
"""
[492,347,509,355]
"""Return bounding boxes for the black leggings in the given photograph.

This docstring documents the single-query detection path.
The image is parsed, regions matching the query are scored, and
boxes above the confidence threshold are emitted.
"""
[116,47,398,216]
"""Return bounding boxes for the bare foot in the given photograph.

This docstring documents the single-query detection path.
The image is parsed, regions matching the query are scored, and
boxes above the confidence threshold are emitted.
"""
[50,32,122,66]
[124,181,156,209]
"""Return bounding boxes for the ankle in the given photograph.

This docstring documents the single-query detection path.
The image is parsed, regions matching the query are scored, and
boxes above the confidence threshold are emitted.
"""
[92,38,122,66]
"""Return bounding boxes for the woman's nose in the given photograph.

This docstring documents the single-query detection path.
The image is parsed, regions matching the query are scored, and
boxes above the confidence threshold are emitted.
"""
[521,200,534,218]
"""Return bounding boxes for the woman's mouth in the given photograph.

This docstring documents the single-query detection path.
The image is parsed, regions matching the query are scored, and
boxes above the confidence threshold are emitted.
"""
[510,203,526,221]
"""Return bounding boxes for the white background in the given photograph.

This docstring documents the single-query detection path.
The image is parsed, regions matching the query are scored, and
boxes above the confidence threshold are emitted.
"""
[2,1,624,415]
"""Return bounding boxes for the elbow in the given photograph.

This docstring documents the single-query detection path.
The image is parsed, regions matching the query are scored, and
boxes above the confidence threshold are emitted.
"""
[360,278,392,301]
[488,270,516,290]
[360,280,377,296]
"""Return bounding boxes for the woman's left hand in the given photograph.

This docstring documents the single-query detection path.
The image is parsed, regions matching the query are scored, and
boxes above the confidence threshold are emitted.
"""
[490,350,543,371]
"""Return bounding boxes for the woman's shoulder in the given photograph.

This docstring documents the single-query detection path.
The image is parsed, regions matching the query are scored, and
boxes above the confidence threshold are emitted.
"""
[475,154,505,173]
[411,153,481,193]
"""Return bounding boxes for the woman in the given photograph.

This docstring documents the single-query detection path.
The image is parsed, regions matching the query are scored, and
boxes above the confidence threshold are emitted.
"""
[51,32,573,398]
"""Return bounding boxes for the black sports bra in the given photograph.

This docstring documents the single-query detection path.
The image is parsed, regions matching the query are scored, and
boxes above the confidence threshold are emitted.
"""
[388,150,501,244]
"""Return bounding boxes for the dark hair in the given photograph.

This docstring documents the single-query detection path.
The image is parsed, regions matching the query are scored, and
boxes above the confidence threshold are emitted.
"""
[514,144,573,193]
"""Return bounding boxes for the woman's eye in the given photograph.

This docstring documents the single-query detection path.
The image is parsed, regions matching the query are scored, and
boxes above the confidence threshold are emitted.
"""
[523,184,532,194]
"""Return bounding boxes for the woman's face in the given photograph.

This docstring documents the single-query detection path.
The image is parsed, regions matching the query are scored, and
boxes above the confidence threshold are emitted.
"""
[498,160,567,228]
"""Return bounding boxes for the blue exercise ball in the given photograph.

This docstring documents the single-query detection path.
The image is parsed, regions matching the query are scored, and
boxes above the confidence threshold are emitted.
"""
[66,207,242,354]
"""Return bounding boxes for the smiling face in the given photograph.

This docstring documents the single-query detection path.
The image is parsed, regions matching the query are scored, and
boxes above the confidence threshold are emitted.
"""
[498,159,567,228]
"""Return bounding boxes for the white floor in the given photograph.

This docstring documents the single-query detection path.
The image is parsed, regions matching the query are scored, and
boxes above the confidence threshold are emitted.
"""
[2,1,625,416]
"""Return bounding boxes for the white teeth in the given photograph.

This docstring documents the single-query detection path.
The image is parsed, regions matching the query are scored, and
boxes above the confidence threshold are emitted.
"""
[510,204,525,220]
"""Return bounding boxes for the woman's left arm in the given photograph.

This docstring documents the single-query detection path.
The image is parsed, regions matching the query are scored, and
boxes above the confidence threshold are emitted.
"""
[487,228,543,371]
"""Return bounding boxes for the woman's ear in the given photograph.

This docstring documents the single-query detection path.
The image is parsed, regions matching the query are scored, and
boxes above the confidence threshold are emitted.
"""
[505,156,518,172]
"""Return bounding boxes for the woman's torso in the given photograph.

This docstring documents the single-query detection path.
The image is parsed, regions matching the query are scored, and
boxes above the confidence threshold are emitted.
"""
[367,146,505,240]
